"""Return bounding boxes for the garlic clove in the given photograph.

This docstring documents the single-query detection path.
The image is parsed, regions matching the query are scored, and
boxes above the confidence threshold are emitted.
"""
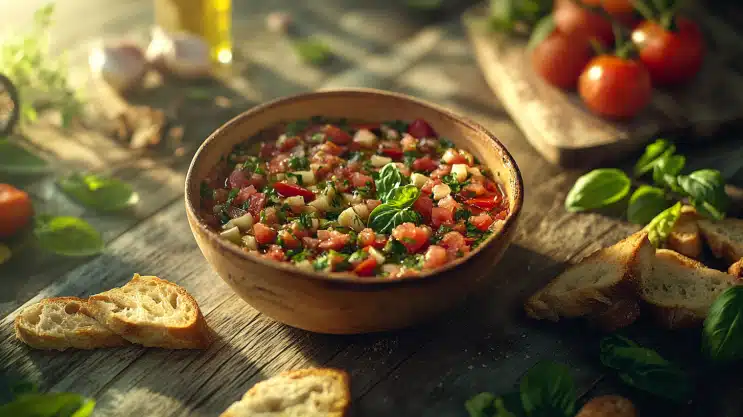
[146,27,212,79]
[89,42,148,93]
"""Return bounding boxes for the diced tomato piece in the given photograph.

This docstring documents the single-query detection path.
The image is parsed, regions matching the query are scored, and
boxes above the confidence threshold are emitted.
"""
[438,195,461,213]
[227,206,247,219]
[234,185,257,205]
[245,193,267,218]
[421,178,438,194]
[484,178,501,193]
[423,245,448,269]
[264,244,286,261]
[353,257,378,276]
[317,230,351,250]
[278,136,300,151]
[253,223,277,245]
[366,199,382,211]
[441,149,469,165]
[228,169,249,189]
[412,194,433,223]
[273,182,315,202]
[407,118,437,139]
[289,222,310,239]
[259,142,277,158]
[278,230,302,249]
[213,189,229,204]
[461,182,487,198]
[469,212,494,231]
[412,156,438,172]
[439,231,470,258]
[453,221,467,234]
[431,207,455,228]
[380,145,404,160]
[401,134,418,152]
[358,228,377,248]
[322,125,353,145]
[319,141,345,156]
[269,154,290,173]
[430,164,452,179]
[351,172,374,189]
[391,223,431,253]
[302,237,319,249]
[466,195,501,211]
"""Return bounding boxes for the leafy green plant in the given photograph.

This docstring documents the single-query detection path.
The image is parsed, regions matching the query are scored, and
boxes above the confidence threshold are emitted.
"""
[367,185,421,234]
[375,163,408,202]
[599,334,692,402]
[703,286,743,363]
[0,4,83,128]
[33,215,104,257]
[57,173,138,212]
[565,139,729,246]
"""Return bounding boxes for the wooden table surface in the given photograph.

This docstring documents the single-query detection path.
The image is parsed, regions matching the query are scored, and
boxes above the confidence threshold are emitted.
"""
[2,1,743,416]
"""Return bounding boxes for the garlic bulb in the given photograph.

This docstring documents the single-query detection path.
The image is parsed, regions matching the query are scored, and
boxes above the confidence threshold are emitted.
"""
[89,42,147,93]
[146,27,211,79]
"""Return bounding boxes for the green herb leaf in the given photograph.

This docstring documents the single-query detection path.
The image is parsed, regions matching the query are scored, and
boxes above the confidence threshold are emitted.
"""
[652,153,685,188]
[465,392,497,417]
[0,140,50,174]
[634,139,675,177]
[57,173,138,212]
[292,39,332,65]
[375,163,408,202]
[565,169,631,212]
[600,334,692,402]
[368,185,421,234]
[0,392,95,417]
[288,156,310,171]
[703,286,743,363]
[527,15,556,51]
[519,361,576,417]
[33,215,104,257]
[627,185,670,225]
[284,120,309,137]
[644,202,682,247]
[677,169,728,221]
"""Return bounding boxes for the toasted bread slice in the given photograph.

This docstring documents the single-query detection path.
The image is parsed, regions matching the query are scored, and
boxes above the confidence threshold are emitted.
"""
[667,206,702,259]
[524,230,652,324]
[87,274,212,349]
[639,249,739,329]
[14,297,127,351]
[729,258,743,279]
[698,217,743,264]
[219,368,350,417]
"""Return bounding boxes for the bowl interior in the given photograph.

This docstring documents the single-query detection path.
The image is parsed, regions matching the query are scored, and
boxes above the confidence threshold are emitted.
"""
[185,88,523,283]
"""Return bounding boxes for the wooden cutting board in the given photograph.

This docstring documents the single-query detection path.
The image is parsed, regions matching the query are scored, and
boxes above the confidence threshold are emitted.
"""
[463,4,743,169]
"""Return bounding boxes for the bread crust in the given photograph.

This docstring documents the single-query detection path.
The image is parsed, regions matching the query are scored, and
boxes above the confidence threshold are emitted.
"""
[728,258,743,279]
[87,274,212,349]
[667,208,702,259]
[698,218,743,264]
[15,297,128,351]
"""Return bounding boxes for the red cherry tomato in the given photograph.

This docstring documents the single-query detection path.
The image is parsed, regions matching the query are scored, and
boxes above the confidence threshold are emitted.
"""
[412,156,438,172]
[554,0,614,46]
[0,184,33,239]
[407,118,437,139]
[322,125,352,145]
[578,55,652,119]
[379,146,404,160]
[632,18,705,86]
[272,182,315,202]
[531,30,592,89]
[353,257,378,276]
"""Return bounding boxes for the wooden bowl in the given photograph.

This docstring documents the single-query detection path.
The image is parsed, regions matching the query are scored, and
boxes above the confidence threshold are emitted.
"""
[185,89,524,334]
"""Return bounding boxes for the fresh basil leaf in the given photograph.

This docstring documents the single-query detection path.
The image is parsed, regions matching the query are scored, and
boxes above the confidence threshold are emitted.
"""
[652,153,685,188]
[33,215,104,257]
[565,169,631,212]
[600,334,692,402]
[520,361,576,417]
[677,169,728,221]
[367,185,421,233]
[527,15,555,51]
[644,202,682,247]
[495,392,526,417]
[703,286,743,363]
[466,392,497,417]
[0,392,95,417]
[375,163,407,202]
[57,173,138,212]
[0,140,50,175]
[634,139,675,177]
[627,186,670,225]
[490,0,516,30]
[292,39,332,65]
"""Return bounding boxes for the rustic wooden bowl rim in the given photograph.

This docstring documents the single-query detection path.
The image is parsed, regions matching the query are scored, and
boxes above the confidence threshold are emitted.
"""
[185,88,524,287]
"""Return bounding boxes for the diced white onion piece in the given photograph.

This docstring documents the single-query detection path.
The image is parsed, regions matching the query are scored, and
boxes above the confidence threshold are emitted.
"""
[411,173,429,189]
[227,213,254,231]
[353,129,378,148]
[468,167,482,177]
[382,264,400,275]
[220,226,242,244]
[368,247,385,264]
[353,203,370,220]
[310,163,322,173]
[292,170,316,186]
[242,235,258,250]
[303,205,320,214]
[321,184,337,199]
[371,155,392,167]
[343,193,362,205]
[441,148,458,164]
[284,195,305,207]
[294,260,314,272]
[311,218,320,230]
[338,207,365,232]
[451,164,469,183]
[432,183,451,200]
[308,195,332,211]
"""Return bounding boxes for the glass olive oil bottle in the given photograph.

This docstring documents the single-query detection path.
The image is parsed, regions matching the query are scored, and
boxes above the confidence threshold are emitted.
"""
[154,0,232,64]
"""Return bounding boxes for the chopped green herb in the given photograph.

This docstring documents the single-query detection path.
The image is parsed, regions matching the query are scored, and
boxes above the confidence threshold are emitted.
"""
[313,254,330,271]
[288,156,310,170]
[310,132,325,143]
[439,138,455,149]
[348,249,368,264]
[292,39,333,65]
[402,254,424,270]
[298,212,314,229]
[403,150,421,168]
[225,188,239,206]
[290,249,312,262]
[385,120,409,133]
[285,120,309,136]
[286,172,304,186]
[383,239,408,263]
[442,173,469,194]
[455,208,472,221]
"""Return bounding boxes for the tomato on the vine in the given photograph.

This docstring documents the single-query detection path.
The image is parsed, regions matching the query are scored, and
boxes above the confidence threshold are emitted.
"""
[632,17,705,86]
[0,184,33,239]
[531,30,593,89]
[553,0,615,46]
[578,55,652,119]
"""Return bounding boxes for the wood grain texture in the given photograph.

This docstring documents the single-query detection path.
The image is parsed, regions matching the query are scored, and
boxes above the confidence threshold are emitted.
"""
[463,5,743,168]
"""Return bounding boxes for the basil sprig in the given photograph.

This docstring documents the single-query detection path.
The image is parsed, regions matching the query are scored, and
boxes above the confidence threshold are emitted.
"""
[703,286,743,363]
[375,163,408,202]
[565,139,730,246]
[367,185,421,234]
[57,173,138,212]
[0,380,95,417]
[33,215,104,257]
